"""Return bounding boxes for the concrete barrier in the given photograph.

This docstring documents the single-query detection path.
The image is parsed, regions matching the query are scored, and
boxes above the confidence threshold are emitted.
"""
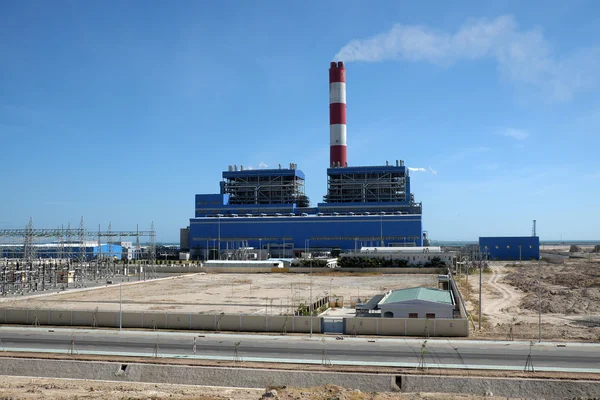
[0,358,597,398]
[191,314,216,331]
[0,308,465,336]
[344,317,468,337]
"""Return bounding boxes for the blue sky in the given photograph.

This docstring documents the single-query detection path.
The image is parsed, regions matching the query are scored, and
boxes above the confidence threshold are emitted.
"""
[1,1,599,242]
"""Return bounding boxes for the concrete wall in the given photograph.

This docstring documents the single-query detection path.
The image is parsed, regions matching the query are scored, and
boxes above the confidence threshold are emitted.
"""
[0,308,466,336]
[379,300,454,319]
[0,357,596,398]
[344,317,468,337]
[0,308,322,334]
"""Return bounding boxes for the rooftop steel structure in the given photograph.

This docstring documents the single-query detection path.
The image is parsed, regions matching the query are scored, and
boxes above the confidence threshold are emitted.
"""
[221,164,308,207]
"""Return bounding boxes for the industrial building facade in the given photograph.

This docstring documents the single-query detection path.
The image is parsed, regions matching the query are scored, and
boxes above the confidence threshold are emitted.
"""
[185,62,424,259]
[479,236,540,261]
[0,242,123,260]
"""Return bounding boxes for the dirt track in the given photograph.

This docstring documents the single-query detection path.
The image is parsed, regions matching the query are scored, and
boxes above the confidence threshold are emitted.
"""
[464,261,600,341]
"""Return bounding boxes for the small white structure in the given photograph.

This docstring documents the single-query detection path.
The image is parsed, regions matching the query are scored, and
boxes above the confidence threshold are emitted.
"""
[203,260,284,269]
[378,287,455,319]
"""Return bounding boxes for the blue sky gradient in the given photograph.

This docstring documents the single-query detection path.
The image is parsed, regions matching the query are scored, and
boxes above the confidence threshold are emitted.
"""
[1,1,599,242]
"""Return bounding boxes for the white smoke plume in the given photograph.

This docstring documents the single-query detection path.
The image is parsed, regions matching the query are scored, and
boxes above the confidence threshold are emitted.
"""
[408,167,437,175]
[335,16,600,101]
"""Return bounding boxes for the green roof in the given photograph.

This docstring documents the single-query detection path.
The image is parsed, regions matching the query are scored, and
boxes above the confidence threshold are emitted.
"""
[380,287,453,305]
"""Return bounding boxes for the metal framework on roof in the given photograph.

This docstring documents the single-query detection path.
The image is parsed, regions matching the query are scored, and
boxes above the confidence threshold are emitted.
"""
[324,167,409,204]
[222,169,309,207]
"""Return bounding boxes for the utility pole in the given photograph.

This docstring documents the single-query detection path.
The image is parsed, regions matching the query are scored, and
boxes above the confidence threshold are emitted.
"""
[538,257,542,343]
[479,253,482,331]
[119,282,122,331]
[465,258,469,299]
[309,239,313,338]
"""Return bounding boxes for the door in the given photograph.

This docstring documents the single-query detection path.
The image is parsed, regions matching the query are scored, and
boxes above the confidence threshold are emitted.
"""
[322,318,344,334]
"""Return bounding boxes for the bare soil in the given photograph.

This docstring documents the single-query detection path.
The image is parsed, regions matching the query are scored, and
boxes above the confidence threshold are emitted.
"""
[0,273,437,315]
[0,376,521,399]
[461,260,600,341]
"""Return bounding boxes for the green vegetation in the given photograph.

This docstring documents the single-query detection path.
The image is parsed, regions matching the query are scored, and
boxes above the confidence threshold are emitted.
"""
[338,256,410,269]
[296,259,328,268]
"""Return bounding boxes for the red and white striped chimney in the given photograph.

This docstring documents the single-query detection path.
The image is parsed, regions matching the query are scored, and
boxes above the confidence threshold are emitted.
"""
[329,61,347,168]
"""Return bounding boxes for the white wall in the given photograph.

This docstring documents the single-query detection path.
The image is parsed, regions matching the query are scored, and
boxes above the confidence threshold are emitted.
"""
[379,299,454,319]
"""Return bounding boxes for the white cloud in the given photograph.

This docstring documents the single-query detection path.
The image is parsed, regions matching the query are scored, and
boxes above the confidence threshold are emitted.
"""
[502,128,529,140]
[409,167,438,175]
[334,16,600,101]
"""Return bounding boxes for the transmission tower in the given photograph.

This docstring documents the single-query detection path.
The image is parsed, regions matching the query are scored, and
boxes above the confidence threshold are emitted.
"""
[148,221,156,278]
[65,222,73,261]
[97,224,102,262]
[107,221,113,256]
[23,217,36,262]
[78,217,86,264]
[56,226,64,260]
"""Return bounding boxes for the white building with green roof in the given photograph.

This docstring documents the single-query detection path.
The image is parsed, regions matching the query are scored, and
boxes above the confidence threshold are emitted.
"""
[377,287,456,319]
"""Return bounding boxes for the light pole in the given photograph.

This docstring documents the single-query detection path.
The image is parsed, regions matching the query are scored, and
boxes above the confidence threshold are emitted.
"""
[309,239,313,337]
[380,213,384,247]
[217,214,222,260]
[259,239,262,260]
[538,256,542,343]
[518,245,522,262]
[119,282,122,331]
[479,247,487,332]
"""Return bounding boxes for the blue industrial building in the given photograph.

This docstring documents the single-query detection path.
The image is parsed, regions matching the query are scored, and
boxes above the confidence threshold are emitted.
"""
[479,237,540,261]
[0,243,123,260]
[188,161,424,260]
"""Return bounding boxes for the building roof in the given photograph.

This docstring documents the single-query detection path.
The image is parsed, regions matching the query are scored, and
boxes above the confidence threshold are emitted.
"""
[379,287,453,305]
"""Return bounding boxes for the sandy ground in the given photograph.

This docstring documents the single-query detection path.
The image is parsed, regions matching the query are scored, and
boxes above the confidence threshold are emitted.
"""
[460,260,600,341]
[0,375,518,399]
[0,273,438,315]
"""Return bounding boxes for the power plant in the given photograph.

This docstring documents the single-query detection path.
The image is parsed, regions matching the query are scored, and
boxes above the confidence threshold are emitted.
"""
[184,61,425,260]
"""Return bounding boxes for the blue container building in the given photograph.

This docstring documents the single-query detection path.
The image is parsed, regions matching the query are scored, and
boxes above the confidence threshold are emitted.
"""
[479,237,540,261]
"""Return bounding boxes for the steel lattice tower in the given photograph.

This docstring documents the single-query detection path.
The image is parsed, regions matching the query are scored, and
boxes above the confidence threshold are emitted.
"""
[78,217,86,264]
[23,217,36,262]
[148,222,156,278]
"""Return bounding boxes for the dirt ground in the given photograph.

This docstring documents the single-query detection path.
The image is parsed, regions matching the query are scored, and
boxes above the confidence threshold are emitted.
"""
[0,376,515,399]
[459,260,600,341]
[0,273,437,315]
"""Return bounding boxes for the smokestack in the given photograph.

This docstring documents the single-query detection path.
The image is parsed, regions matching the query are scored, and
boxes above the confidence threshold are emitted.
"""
[329,61,347,168]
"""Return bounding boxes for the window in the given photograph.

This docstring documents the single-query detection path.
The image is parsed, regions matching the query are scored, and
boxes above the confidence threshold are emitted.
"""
[530,245,533,249]
[507,245,511,249]
[383,311,394,318]
[425,313,435,319]
[495,245,499,249]
[408,313,418,318]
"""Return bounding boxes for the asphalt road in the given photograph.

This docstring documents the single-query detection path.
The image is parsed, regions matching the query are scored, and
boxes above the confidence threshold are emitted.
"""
[1,327,599,372]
